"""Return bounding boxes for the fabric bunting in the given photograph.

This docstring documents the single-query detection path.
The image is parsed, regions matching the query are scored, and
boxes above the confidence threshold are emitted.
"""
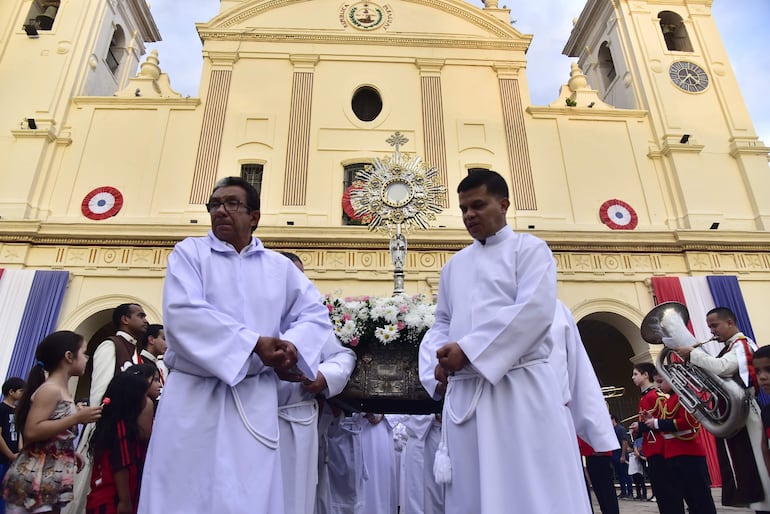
[0,269,69,383]
[650,274,758,487]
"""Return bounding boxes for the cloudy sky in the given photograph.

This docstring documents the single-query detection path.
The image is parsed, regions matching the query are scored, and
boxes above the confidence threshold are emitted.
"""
[146,0,770,144]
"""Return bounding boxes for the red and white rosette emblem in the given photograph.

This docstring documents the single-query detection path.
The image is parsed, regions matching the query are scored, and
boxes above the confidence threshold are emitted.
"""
[599,199,638,230]
[81,187,124,220]
[342,183,364,220]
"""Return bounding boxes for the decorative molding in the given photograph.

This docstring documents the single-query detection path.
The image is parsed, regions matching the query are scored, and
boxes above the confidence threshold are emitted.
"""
[189,69,233,204]
[498,78,536,210]
[198,31,529,51]
[3,242,769,278]
[283,70,315,206]
[420,75,449,207]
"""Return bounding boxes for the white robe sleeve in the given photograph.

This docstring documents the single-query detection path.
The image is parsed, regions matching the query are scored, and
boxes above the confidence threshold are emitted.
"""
[558,303,618,451]
[419,266,452,398]
[276,263,330,379]
[89,339,116,406]
[459,237,557,385]
[318,334,356,398]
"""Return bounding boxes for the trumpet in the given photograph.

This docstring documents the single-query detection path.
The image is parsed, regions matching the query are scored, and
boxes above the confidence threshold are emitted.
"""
[601,385,625,398]
[640,302,751,438]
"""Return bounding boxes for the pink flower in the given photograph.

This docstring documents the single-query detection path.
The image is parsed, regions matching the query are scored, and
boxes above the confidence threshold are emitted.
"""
[362,296,370,301]
[350,337,360,347]
[399,305,409,313]
[345,297,353,302]
[343,313,351,321]
[327,304,334,313]
[397,321,405,331]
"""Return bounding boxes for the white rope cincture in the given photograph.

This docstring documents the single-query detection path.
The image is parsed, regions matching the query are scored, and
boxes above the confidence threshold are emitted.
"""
[433,358,549,485]
[230,386,280,449]
[278,399,318,425]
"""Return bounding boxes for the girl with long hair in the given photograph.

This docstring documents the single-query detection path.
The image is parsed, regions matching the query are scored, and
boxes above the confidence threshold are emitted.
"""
[2,331,102,513]
[85,369,153,514]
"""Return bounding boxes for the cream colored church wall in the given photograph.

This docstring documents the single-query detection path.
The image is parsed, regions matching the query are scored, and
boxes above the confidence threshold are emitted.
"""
[43,100,202,222]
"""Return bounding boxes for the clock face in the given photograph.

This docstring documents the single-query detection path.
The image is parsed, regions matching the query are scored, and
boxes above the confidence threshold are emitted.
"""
[669,61,709,93]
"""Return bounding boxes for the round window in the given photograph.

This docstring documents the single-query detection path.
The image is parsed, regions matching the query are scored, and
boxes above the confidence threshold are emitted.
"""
[351,86,383,122]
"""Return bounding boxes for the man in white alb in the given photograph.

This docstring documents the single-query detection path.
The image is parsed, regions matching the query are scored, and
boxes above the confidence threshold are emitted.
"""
[418,169,589,513]
[138,177,332,514]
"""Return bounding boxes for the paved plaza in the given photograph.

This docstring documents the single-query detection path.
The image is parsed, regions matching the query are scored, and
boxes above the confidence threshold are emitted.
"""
[594,489,751,513]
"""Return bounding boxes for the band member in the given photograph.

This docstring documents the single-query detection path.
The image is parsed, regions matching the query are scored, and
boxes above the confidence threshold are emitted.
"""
[630,362,682,513]
[676,307,770,512]
[645,375,717,514]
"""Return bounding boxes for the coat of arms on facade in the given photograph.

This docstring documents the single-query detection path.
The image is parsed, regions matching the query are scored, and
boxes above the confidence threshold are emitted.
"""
[339,2,392,31]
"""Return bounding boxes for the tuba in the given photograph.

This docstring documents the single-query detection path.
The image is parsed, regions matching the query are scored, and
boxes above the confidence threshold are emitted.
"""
[640,302,752,439]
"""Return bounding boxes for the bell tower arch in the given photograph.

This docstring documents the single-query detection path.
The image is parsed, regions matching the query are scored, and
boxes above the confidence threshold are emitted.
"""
[563,0,770,231]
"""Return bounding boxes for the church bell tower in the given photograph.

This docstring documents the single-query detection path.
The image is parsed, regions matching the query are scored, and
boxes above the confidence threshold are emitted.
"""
[0,0,160,218]
[563,0,770,231]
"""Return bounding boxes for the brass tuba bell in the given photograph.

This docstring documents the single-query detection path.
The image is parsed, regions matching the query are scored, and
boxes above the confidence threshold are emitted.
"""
[640,302,751,438]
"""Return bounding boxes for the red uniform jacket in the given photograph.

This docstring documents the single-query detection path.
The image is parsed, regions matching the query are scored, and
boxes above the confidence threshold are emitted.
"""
[638,386,666,457]
[657,392,705,459]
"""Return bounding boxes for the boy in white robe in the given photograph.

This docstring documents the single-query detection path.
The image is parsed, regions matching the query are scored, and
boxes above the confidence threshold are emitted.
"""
[418,169,590,514]
[139,178,332,514]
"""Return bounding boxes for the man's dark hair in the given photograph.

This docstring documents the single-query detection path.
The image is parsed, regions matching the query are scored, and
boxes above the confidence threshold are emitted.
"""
[707,306,737,323]
[212,176,260,211]
[610,414,617,422]
[112,303,141,330]
[457,169,509,199]
[2,377,25,396]
[139,324,164,352]
[280,251,302,265]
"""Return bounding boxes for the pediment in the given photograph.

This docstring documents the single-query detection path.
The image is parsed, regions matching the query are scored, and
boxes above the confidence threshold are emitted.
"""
[199,0,531,50]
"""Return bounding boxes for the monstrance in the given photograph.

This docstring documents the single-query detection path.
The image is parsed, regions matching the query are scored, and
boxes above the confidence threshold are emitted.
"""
[350,132,446,294]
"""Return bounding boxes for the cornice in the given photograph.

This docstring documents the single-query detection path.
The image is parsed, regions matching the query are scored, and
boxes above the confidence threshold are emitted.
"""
[72,97,201,108]
[527,106,648,119]
[197,30,530,51]
[1,222,769,253]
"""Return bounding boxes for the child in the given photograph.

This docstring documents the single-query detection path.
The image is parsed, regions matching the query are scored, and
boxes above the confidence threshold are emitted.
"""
[627,436,647,500]
[2,331,102,514]
[124,364,161,406]
[645,374,716,514]
[629,362,677,511]
[753,345,770,478]
[85,370,154,514]
[0,378,25,514]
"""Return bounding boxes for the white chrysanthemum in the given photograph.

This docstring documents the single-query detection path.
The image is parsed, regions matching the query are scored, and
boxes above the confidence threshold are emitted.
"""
[375,324,400,344]
[382,304,400,324]
[403,311,422,328]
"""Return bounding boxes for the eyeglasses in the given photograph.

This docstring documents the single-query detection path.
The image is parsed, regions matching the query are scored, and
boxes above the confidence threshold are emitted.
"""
[205,200,247,213]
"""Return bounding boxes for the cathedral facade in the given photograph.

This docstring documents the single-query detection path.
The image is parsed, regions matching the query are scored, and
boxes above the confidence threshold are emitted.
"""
[0,0,768,408]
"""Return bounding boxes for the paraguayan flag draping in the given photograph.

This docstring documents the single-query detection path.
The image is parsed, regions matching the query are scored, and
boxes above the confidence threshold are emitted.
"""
[0,269,69,381]
[650,274,760,487]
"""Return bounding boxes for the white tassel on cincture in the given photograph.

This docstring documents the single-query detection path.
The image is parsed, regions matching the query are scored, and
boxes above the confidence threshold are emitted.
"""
[433,441,452,484]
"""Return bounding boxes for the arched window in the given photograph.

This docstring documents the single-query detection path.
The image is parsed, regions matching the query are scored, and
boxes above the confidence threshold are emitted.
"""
[659,11,693,52]
[25,0,60,31]
[241,164,264,201]
[342,163,368,225]
[597,41,617,89]
[106,26,126,74]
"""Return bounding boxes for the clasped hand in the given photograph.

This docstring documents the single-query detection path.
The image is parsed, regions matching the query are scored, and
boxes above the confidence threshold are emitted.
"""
[255,336,298,373]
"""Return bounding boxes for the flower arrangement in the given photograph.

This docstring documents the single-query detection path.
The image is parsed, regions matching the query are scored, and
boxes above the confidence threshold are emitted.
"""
[324,293,436,353]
